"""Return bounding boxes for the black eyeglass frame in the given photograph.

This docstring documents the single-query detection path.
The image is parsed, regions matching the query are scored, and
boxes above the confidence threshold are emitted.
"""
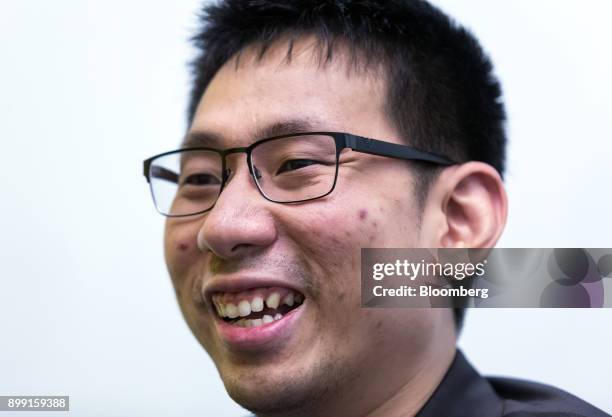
[143,131,457,217]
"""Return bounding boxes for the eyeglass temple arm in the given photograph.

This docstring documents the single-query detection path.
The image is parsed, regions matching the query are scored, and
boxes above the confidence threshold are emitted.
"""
[145,165,179,184]
[343,133,456,166]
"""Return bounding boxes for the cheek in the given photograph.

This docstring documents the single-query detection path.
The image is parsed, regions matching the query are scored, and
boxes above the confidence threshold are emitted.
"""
[284,195,417,308]
[164,223,211,334]
[352,203,405,246]
[284,204,386,295]
[164,221,201,283]
[300,206,376,253]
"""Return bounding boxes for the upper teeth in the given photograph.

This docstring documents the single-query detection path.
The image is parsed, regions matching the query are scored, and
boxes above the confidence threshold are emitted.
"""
[266,292,280,310]
[211,288,304,320]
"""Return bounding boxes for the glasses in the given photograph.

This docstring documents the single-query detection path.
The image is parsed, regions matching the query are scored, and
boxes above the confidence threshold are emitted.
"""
[143,132,456,217]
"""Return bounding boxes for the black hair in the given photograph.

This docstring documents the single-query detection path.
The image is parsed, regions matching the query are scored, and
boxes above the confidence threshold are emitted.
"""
[187,0,507,332]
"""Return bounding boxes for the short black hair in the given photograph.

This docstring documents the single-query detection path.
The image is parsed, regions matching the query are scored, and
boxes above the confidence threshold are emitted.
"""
[187,0,507,332]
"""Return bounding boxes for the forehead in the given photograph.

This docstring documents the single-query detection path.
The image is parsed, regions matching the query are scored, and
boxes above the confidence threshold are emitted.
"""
[188,37,390,147]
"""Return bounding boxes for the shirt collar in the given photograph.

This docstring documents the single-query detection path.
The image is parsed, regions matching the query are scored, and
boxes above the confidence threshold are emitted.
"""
[416,349,504,417]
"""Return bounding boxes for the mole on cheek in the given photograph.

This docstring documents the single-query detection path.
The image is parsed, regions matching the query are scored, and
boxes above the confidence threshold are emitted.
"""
[358,209,368,220]
[177,242,189,251]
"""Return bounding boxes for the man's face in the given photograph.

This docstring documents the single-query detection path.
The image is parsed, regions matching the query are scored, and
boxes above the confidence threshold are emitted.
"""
[164,39,451,414]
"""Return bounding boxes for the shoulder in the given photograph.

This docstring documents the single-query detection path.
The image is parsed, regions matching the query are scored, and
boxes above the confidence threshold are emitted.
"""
[487,376,610,417]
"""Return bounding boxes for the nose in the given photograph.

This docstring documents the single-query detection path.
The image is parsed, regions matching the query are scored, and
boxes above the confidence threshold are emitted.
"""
[196,156,277,259]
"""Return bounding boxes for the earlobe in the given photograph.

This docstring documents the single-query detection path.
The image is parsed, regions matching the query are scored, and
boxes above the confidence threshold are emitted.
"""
[437,162,507,248]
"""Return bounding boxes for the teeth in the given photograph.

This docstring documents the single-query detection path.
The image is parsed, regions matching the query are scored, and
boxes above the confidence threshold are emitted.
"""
[214,288,305,321]
[228,313,284,327]
[237,318,268,328]
[225,303,238,319]
[251,296,264,312]
[238,300,251,317]
[266,292,281,309]
[282,292,294,307]
[213,300,222,317]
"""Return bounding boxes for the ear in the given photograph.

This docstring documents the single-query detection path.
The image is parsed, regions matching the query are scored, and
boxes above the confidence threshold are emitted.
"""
[419,162,508,248]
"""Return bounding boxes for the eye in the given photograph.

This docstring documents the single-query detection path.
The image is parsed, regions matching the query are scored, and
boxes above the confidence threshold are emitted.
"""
[276,159,320,175]
[182,173,221,186]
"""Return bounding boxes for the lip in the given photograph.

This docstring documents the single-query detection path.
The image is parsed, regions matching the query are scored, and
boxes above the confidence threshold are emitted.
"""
[201,275,307,351]
[214,302,305,350]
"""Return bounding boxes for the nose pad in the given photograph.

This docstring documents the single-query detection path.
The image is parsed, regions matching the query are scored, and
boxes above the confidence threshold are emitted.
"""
[253,165,262,180]
[222,168,232,185]
[222,165,261,186]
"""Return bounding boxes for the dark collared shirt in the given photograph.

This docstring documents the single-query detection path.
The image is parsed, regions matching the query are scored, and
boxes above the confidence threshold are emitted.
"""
[417,350,610,417]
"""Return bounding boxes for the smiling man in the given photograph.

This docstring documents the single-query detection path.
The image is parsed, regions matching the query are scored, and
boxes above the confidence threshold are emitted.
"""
[143,1,609,416]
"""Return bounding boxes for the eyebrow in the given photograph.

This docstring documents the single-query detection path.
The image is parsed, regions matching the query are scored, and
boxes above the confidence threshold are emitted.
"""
[182,118,321,149]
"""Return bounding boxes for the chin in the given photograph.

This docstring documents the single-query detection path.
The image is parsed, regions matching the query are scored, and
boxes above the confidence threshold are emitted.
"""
[218,348,351,417]
[222,372,311,415]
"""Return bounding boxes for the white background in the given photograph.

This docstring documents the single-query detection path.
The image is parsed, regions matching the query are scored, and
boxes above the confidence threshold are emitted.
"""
[0,1,611,416]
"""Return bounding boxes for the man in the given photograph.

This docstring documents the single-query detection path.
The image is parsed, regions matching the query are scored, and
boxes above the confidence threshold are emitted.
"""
[143,1,609,416]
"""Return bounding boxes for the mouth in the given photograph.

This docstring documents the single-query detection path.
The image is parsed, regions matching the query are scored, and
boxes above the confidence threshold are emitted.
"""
[209,286,306,349]
[212,287,304,327]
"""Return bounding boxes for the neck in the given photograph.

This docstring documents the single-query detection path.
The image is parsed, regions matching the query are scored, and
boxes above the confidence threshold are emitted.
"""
[258,316,457,417]
[362,344,456,417]
[343,316,456,417]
